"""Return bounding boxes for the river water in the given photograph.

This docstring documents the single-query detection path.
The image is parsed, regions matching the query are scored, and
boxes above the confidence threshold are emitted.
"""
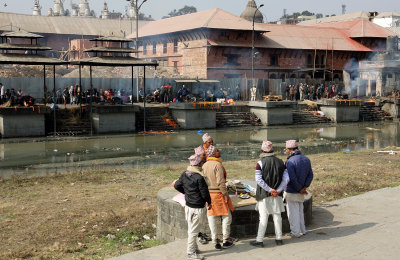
[0,122,399,178]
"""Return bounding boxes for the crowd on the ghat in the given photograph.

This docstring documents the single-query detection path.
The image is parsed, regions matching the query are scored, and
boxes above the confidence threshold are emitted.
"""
[0,83,34,106]
[57,85,130,108]
[173,133,313,259]
[141,84,242,103]
[285,83,342,101]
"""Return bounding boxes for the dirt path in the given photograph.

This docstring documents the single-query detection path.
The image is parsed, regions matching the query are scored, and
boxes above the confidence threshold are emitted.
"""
[1,150,399,259]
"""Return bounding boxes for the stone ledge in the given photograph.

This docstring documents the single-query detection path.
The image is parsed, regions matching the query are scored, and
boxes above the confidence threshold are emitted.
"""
[0,106,51,115]
[91,105,139,114]
[157,186,312,242]
[249,101,296,108]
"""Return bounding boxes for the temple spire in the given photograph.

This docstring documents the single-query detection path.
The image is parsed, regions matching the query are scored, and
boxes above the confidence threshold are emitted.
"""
[240,0,264,23]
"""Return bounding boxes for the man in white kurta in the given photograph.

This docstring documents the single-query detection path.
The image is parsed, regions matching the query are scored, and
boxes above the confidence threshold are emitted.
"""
[250,141,289,247]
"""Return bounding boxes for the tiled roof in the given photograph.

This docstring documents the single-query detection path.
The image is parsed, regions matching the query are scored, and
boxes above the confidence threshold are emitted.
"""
[303,19,395,38]
[298,11,370,25]
[133,8,267,38]
[256,23,373,51]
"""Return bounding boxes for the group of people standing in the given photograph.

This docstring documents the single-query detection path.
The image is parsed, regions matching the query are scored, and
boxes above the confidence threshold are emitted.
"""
[174,133,313,259]
[286,83,339,101]
[0,83,25,105]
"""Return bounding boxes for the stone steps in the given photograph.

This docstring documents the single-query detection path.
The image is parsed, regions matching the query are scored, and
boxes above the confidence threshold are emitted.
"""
[136,108,179,131]
[360,105,392,121]
[216,112,262,127]
[292,110,331,124]
[50,108,91,136]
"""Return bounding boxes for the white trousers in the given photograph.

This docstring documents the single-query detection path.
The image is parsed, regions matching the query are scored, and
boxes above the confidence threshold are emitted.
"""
[207,209,232,244]
[256,198,283,241]
[286,201,306,237]
[185,206,206,254]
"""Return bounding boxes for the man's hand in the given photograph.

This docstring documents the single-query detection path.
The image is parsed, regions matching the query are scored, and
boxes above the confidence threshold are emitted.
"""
[300,187,308,195]
[270,189,278,197]
[207,203,212,210]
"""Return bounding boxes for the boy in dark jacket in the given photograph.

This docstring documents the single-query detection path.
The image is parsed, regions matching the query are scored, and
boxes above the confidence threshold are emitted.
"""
[174,154,211,260]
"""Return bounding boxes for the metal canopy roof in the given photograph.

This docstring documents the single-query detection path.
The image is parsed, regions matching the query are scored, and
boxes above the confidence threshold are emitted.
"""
[175,80,198,83]
[0,53,66,65]
[0,43,51,51]
[70,56,158,67]
[198,80,220,83]
[84,47,138,54]
[0,30,43,38]
[91,36,133,42]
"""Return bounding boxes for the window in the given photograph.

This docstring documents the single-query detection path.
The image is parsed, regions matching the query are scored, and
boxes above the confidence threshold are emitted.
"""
[321,55,326,66]
[222,53,241,66]
[307,54,312,67]
[173,39,178,53]
[163,41,167,54]
[270,54,278,66]
[173,61,178,72]
[143,44,147,55]
[152,42,156,54]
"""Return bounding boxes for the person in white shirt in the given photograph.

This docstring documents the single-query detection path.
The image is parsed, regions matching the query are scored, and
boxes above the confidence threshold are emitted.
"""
[250,141,289,247]
[0,83,5,104]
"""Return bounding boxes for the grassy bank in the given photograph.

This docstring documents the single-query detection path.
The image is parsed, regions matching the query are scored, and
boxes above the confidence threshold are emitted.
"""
[1,149,399,259]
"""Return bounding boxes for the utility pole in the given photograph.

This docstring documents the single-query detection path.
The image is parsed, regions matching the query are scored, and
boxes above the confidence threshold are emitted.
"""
[127,0,147,102]
[251,4,264,100]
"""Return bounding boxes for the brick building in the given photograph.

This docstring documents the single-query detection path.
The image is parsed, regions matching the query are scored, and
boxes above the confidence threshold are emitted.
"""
[133,8,394,80]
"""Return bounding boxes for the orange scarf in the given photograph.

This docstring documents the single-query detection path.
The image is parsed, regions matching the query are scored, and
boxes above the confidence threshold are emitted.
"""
[207,157,226,180]
[207,157,222,163]
[203,144,208,152]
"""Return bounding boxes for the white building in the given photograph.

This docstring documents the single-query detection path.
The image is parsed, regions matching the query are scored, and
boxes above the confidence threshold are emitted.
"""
[373,12,400,28]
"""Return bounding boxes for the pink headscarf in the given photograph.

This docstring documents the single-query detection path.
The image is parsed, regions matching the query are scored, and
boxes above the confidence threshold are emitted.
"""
[261,141,273,152]
[206,145,216,157]
[202,133,212,143]
[194,146,205,156]
[286,140,298,149]
[188,154,202,166]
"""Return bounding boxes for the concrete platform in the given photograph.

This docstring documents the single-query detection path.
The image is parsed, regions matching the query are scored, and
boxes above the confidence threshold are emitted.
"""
[0,106,51,138]
[249,101,296,125]
[111,185,400,260]
[169,103,219,130]
[91,105,139,134]
[318,100,361,122]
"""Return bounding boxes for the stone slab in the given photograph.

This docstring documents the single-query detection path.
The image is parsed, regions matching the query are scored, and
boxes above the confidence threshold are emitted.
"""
[171,109,216,129]
[156,186,312,243]
[92,113,136,134]
[248,101,295,125]
[90,105,138,134]
[319,106,360,122]
[248,101,296,108]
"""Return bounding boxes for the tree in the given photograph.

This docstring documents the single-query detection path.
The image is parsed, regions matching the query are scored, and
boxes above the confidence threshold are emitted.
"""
[164,5,197,18]
[316,13,323,19]
[301,10,315,16]
[138,12,154,21]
